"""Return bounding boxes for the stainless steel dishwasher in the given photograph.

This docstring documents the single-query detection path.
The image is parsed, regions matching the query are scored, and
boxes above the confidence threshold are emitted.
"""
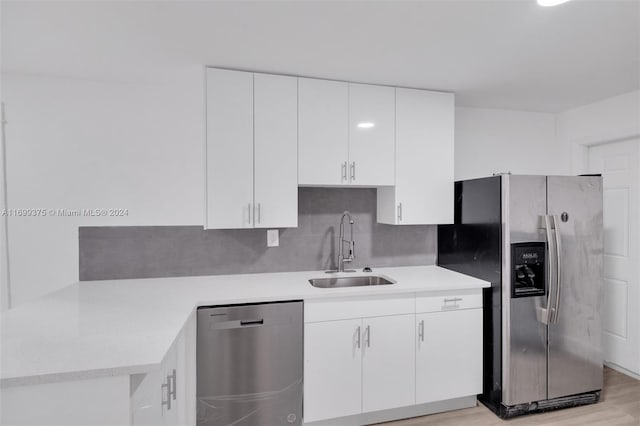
[196,301,303,426]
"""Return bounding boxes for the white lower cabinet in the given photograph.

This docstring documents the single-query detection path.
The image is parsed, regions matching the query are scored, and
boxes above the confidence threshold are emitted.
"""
[304,291,482,424]
[304,319,363,422]
[304,314,416,423]
[361,314,416,412]
[131,340,181,426]
[130,368,163,426]
[416,308,483,404]
[0,376,130,426]
[132,316,195,426]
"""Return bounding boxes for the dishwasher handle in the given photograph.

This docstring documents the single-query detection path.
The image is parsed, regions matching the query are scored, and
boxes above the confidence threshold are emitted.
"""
[210,319,266,330]
[240,319,264,326]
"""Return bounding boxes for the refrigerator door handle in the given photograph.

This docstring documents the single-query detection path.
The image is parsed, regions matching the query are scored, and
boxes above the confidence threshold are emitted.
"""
[551,215,562,324]
[537,214,556,325]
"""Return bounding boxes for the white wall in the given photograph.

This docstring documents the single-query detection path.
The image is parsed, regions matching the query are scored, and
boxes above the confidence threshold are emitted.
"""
[454,107,569,181]
[1,71,205,307]
[556,90,640,173]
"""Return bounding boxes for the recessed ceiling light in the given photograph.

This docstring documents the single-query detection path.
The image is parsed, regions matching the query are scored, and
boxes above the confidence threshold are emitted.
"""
[357,122,375,129]
[537,0,572,6]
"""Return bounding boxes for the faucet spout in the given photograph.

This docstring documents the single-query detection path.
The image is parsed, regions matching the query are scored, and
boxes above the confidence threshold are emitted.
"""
[338,210,356,272]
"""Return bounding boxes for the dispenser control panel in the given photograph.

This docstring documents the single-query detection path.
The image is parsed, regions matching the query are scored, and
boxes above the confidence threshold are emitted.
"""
[511,242,546,298]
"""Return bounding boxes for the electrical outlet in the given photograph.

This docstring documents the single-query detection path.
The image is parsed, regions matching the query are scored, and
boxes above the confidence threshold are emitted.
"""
[267,229,279,247]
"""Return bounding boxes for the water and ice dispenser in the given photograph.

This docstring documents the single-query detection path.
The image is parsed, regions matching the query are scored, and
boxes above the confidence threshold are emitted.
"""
[511,242,546,298]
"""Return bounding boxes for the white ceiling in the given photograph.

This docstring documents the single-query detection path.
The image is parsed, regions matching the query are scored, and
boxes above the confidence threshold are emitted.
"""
[1,0,639,112]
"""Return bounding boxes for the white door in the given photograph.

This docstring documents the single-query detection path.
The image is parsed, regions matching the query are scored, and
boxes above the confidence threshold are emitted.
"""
[348,83,395,186]
[298,78,349,186]
[361,314,415,412]
[415,309,483,404]
[304,319,362,422]
[588,139,640,376]
[254,73,298,228]
[206,69,254,229]
[394,88,454,225]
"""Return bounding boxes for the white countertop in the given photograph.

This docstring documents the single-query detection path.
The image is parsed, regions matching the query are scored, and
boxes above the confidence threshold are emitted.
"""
[0,265,489,387]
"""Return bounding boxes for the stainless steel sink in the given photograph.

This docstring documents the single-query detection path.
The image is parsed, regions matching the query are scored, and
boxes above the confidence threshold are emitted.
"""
[309,275,396,288]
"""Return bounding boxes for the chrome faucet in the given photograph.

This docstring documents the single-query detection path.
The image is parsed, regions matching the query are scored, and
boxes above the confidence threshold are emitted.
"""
[337,211,356,272]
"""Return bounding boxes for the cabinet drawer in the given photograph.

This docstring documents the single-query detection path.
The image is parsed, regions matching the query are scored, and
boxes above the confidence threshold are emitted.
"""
[305,295,414,323]
[415,290,482,313]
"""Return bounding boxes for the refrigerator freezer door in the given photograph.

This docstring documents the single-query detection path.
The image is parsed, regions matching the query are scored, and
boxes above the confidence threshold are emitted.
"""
[547,176,604,399]
[503,175,548,405]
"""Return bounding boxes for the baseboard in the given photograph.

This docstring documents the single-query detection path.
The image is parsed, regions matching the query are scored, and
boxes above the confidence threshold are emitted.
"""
[605,361,640,380]
[303,395,477,426]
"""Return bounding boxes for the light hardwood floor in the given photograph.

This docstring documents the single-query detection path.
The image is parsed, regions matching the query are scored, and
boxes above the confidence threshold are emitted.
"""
[380,368,640,426]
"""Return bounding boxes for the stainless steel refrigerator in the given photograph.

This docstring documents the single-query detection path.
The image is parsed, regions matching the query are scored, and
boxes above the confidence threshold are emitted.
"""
[438,174,603,418]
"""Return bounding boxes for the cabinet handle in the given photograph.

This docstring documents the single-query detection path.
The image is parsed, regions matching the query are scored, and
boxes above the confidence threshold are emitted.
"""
[443,297,462,310]
[397,203,403,222]
[419,320,425,342]
[356,326,361,348]
[341,162,347,182]
[248,203,252,225]
[257,203,261,224]
[350,162,356,181]
[168,369,177,401]
[161,380,171,410]
[365,325,371,347]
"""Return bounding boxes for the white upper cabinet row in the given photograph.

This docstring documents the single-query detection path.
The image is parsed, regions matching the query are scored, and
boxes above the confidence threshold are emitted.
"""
[205,68,454,229]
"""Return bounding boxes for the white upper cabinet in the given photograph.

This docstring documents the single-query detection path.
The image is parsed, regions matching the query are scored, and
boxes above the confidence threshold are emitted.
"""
[206,68,254,229]
[298,78,349,186]
[348,83,395,186]
[205,68,298,229]
[377,88,454,225]
[254,73,298,228]
[298,79,395,187]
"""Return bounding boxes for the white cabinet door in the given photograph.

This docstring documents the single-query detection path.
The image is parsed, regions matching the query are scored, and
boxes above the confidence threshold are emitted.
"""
[180,313,197,426]
[134,315,192,426]
[396,88,454,224]
[161,343,179,426]
[362,314,415,412]
[1,376,130,426]
[298,78,349,186]
[348,83,395,186]
[377,88,454,225]
[304,319,363,422]
[206,68,254,229]
[131,370,164,426]
[254,73,298,228]
[416,309,483,404]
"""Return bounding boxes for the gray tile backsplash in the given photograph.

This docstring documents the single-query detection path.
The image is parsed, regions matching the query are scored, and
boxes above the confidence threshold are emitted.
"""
[79,188,436,281]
